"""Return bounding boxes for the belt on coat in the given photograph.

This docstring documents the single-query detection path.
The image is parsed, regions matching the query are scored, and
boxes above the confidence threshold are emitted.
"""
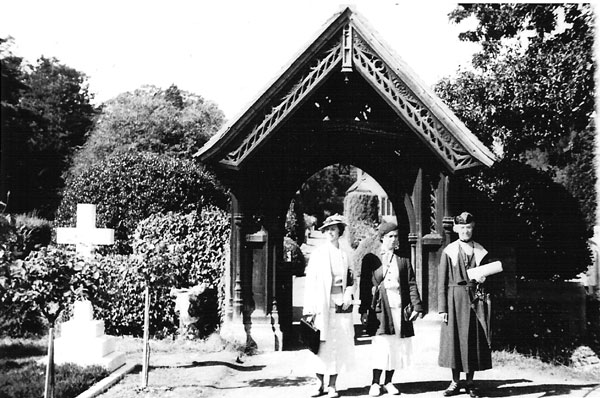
[448,282,475,288]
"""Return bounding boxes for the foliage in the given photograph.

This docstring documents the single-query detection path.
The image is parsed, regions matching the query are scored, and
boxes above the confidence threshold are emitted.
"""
[343,192,379,249]
[437,4,596,230]
[453,160,590,280]
[284,199,305,244]
[1,38,97,218]
[297,164,355,225]
[283,237,306,276]
[0,361,108,398]
[352,226,380,276]
[6,246,87,326]
[57,152,229,254]
[70,84,225,176]
[13,213,52,258]
[83,208,229,337]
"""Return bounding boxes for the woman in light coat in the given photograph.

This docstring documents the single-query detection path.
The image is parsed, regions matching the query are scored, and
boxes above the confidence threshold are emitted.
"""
[303,214,355,398]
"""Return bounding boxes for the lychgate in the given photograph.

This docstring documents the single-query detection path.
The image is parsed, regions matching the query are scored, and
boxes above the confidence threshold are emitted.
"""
[195,6,495,351]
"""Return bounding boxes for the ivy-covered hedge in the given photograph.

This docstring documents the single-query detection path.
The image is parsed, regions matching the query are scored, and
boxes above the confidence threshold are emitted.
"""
[83,207,230,337]
[343,192,379,249]
[57,152,229,254]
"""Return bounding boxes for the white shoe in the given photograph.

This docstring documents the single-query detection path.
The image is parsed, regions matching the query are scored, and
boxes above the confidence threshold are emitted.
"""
[369,383,381,397]
[327,387,339,398]
[384,383,400,395]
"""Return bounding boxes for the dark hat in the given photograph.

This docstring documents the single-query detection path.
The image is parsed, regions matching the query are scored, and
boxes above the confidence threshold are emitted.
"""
[378,221,398,238]
[318,214,346,231]
[454,212,474,225]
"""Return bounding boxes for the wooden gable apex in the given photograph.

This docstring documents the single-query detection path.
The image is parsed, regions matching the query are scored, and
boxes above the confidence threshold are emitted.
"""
[195,7,495,172]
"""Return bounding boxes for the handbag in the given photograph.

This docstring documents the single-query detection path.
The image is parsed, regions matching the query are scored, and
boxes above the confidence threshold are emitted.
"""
[299,317,320,354]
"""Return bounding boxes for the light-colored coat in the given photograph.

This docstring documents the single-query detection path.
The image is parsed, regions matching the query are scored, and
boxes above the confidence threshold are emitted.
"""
[303,242,354,341]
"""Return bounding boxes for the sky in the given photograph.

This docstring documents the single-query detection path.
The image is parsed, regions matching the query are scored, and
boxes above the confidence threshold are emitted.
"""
[0,0,481,119]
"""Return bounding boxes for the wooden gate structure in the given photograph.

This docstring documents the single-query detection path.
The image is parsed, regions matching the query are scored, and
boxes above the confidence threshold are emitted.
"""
[196,7,495,350]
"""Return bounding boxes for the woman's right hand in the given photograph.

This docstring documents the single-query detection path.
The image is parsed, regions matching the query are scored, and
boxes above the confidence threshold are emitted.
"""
[360,313,368,325]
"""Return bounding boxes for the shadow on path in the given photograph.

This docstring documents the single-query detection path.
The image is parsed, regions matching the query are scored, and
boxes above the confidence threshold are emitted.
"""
[341,379,600,397]
[150,360,266,371]
[247,376,314,388]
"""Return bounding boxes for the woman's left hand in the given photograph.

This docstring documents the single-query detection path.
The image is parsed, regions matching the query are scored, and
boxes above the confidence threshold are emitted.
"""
[477,276,486,284]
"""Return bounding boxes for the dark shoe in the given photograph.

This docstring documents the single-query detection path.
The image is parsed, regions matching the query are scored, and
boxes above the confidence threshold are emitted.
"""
[465,384,480,398]
[443,381,460,397]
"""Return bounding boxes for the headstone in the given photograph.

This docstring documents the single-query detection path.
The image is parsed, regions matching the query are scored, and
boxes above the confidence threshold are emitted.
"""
[53,300,125,372]
[53,203,124,371]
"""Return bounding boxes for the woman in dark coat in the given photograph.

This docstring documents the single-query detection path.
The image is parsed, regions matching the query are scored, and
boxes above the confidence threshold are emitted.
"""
[360,221,423,397]
[438,212,491,398]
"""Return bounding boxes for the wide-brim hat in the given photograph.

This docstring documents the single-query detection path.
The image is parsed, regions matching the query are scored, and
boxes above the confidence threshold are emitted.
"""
[318,214,346,231]
[378,221,398,238]
[454,211,474,225]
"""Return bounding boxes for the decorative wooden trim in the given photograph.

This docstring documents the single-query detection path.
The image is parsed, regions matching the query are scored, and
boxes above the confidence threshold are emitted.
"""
[222,42,343,167]
[352,33,481,171]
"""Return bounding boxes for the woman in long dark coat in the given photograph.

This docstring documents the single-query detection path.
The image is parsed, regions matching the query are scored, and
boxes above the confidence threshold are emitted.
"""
[438,212,491,398]
[360,221,423,397]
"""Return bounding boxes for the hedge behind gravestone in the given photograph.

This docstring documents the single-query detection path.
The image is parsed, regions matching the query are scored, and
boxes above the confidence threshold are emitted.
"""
[84,207,230,337]
[57,152,229,254]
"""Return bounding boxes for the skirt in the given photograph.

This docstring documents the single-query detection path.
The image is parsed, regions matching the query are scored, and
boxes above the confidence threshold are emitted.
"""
[313,307,355,374]
[371,305,413,370]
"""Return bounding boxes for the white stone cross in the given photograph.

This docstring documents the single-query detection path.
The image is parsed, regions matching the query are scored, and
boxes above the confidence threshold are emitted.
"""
[56,204,114,257]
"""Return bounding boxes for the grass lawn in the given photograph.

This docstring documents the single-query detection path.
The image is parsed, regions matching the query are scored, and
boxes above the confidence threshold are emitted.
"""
[0,337,110,398]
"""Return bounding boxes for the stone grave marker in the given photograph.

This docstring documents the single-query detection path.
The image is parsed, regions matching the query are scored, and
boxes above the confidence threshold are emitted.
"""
[54,204,125,371]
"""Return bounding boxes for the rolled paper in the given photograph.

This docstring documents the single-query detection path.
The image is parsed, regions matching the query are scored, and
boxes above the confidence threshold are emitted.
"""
[467,260,503,281]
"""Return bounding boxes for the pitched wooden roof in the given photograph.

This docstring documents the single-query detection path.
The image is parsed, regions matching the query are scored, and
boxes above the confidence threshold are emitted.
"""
[195,6,495,172]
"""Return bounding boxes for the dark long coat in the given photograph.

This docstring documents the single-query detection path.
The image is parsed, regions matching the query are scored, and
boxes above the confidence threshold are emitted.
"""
[437,240,492,372]
[360,252,423,338]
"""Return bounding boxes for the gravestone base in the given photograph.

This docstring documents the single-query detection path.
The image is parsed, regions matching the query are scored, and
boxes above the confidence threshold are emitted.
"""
[46,301,126,372]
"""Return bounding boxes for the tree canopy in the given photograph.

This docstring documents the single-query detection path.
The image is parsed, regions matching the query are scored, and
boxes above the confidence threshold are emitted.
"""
[70,84,225,176]
[436,4,596,229]
[1,38,97,218]
[434,4,595,279]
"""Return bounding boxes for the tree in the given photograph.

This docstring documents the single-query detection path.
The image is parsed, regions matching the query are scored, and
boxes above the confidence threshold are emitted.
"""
[436,4,596,229]
[70,84,225,176]
[297,164,355,224]
[0,39,97,218]
[8,246,88,398]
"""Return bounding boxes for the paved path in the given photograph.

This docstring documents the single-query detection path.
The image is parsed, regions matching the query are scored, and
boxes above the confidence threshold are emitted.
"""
[96,321,600,398]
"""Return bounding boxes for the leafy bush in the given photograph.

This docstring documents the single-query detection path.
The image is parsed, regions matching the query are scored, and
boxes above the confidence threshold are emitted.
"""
[0,361,108,398]
[57,152,229,254]
[453,160,591,280]
[343,192,379,249]
[84,207,230,337]
[14,213,52,258]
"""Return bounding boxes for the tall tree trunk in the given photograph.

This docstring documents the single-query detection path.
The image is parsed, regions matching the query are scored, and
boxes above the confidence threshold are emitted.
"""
[141,285,150,387]
[44,326,55,398]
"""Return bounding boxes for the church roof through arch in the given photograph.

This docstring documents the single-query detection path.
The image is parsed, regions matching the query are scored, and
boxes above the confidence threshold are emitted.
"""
[195,6,496,172]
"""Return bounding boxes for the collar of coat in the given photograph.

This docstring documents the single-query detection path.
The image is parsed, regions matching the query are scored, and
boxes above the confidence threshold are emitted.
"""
[443,240,487,266]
